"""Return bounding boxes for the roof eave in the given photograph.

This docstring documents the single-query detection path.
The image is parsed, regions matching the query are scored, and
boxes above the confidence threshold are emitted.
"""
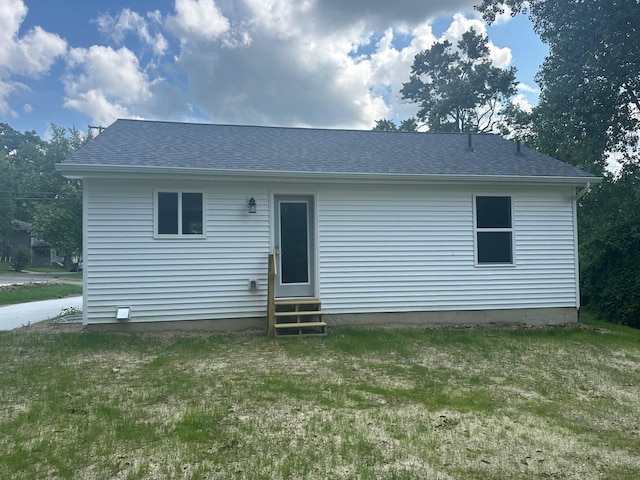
[56,163,601,186]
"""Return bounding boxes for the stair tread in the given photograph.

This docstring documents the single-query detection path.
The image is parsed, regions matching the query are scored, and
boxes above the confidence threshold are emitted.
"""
[275,298,321,305]
[274,322,327,329]
[274,310,324,317]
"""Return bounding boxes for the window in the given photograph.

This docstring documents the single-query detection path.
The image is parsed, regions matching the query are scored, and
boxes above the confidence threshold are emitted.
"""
[156,191,203,236]
[475,196,513,265]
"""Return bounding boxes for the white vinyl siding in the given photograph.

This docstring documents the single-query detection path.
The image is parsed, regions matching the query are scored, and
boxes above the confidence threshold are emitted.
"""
[82,179,578,325]
[316,184,577,314]
[84,179,270,324]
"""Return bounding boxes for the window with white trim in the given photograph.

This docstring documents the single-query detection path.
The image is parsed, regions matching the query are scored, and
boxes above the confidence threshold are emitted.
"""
[156,191,204,236]
[475,195,513,264]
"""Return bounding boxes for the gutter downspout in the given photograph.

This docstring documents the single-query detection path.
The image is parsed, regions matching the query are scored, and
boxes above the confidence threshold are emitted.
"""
[576,182,591,200]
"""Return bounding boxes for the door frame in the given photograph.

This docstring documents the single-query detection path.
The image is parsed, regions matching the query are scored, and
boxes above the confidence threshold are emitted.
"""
[271,192,318,298]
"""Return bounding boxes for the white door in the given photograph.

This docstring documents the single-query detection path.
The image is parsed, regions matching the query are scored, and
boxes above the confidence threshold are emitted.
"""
[274,195,315,297]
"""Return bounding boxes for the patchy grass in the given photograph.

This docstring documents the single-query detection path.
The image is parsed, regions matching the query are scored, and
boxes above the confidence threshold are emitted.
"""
[0,282,82,305]
[1,324,639,479]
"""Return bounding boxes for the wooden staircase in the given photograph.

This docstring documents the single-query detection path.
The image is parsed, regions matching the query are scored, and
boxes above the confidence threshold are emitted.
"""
[273,298,326,337]
[267,251,327,337]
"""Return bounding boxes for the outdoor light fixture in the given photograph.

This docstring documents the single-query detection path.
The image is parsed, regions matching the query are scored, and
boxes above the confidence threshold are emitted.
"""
[247,197,257,214]
[116,307,130,320]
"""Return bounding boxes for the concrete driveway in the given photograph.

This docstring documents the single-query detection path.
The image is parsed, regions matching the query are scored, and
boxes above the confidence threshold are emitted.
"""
[0,296,83,331]
[0,271,83,330]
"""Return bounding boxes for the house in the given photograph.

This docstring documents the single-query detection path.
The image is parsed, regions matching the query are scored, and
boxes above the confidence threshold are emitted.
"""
[9,220,56,266]
[57,119,600,333]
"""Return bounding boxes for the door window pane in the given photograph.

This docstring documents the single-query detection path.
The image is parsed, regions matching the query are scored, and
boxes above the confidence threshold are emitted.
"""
[280,202,309,284]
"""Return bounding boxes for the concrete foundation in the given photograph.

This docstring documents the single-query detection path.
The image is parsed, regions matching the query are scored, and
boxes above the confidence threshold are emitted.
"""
[85,307,577,333]
[324,307,578,328]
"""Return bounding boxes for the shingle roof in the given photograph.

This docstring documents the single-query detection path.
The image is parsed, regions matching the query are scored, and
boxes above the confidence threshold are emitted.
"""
[60,119,598,180]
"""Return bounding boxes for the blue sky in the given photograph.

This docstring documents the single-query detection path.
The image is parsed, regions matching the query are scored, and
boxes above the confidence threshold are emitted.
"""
[1,0,547,138]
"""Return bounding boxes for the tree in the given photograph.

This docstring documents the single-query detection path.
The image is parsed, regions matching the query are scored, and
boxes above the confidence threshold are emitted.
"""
[476,0,640,171]
[0,123,91,265]
[578,165,640,327]
[400,28,517,133]
[0,152,15,258]
[30,183,82,267]
[372,117,418,132]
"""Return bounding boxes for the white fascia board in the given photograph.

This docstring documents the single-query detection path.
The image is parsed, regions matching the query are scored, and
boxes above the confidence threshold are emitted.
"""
[56,163,602,187]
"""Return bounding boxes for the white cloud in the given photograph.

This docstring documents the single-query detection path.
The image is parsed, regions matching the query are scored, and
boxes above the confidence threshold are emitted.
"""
[95,8,168,56]
[62,43,188,126]
[60,0,520,130]
[0,0,66,115]
[512,93,534,113]
[517,82,539,94]
[166,0,230,42]
[63,45,152,125]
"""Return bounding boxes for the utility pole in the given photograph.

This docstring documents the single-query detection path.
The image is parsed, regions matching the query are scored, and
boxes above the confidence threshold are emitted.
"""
[88,125,105,134]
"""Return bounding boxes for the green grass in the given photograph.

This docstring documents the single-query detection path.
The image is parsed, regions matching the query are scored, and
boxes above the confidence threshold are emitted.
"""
[0,283,82,305]
[1,323,639,479]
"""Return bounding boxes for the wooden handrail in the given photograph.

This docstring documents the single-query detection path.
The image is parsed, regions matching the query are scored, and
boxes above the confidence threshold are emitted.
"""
[271,248,277,276]
[267,249,277,337]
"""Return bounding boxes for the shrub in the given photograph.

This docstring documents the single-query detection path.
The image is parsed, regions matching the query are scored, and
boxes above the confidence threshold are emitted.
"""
[11,245,31,272]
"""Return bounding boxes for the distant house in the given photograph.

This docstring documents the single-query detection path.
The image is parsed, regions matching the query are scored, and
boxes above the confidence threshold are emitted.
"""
[9,220,55,266]
[58,119,600,332]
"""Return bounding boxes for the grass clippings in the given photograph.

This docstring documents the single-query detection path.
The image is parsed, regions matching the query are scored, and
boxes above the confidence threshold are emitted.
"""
[1,322,639,479]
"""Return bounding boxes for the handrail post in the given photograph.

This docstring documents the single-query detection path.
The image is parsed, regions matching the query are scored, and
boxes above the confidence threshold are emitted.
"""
[267,251,277,336]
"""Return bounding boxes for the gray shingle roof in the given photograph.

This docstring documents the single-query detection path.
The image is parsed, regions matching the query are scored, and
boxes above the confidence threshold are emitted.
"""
[60,119,598,180]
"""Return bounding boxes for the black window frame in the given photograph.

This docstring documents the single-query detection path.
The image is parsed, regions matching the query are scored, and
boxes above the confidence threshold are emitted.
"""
[155,190,205,237]
[474,195,514,265]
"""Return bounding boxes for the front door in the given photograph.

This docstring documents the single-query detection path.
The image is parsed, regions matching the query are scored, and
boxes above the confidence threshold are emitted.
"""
[274,195,315,297]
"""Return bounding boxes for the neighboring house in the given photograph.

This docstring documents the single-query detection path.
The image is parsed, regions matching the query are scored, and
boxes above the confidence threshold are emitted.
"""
[57,119,600,331]
[9,220,56,266]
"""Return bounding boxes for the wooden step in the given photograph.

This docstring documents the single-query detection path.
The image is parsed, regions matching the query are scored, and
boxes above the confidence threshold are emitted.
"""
[274,310,324,317]
[274,322,327,329]
[275,298,320,305]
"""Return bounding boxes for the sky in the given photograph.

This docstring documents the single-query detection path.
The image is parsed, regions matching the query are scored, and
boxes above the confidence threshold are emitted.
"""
[0,0,548,138]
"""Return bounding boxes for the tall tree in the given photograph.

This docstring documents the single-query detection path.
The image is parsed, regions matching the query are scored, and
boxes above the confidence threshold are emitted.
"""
[400,28,517,133]
[578,165,640,327]
[29,125,91,266]
[477,0,640,171]
[0,123,91,265]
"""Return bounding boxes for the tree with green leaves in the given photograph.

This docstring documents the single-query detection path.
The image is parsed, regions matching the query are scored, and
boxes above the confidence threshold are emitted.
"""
[372,117,418,132]
[399,28,517,133]
[0,152,15,258]
[30,183,82,267]
[477,0,640,172]
[578,165,640,327]
[0,123,91,266]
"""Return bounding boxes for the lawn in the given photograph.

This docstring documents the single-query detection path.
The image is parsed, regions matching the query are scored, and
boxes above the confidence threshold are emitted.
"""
[0,282,82,306]
[1,322,639,479]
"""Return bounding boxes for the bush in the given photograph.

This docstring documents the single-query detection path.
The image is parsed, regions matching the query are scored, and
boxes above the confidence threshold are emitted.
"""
[579,166,640,327]
[11,245,31,272]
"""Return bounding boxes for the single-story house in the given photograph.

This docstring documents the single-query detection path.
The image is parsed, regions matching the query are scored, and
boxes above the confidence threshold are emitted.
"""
[57,119,600,332]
